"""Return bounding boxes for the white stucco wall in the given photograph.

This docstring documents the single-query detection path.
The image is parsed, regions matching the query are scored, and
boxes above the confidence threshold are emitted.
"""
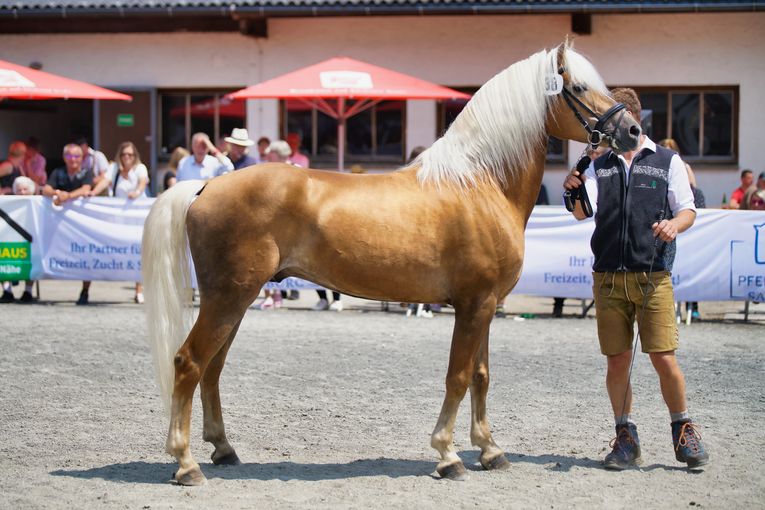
[1,12,763,201]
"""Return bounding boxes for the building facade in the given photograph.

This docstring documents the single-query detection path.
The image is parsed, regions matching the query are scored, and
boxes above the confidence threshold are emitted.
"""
[1,1,763,201]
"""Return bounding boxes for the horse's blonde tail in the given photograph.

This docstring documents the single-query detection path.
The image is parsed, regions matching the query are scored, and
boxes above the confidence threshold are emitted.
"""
[142,180,205,414]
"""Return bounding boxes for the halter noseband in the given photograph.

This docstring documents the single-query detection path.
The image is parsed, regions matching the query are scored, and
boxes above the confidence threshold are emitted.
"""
[558,69,627,149]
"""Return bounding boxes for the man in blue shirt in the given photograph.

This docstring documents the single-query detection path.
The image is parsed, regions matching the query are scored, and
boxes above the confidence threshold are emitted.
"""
[176,132,233,181]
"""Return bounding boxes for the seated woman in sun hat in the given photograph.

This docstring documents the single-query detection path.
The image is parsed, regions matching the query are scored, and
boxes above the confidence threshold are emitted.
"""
[225,128,259,170]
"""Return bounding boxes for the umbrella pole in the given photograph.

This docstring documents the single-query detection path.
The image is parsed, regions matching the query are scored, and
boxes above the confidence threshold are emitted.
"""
[338,98,345,172]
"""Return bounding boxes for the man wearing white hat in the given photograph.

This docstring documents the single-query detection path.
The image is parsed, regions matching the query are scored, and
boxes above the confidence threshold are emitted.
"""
[225,128,259,170]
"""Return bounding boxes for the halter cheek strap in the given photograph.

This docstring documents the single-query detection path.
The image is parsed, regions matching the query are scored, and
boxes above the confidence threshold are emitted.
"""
[560,88,627,149]
[557,74,627,150]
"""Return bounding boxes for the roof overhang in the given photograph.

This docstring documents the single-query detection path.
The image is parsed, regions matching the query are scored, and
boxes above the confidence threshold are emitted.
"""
[0,2,761,35]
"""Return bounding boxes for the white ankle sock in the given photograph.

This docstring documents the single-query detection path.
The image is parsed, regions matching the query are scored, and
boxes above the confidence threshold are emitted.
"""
[615,414,635,426]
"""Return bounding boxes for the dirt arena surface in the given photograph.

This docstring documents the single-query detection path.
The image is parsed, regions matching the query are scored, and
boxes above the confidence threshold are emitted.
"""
[1,281,763,509]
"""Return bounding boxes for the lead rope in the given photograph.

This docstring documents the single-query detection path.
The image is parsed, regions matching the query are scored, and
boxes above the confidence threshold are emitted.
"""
[617,209,666,421]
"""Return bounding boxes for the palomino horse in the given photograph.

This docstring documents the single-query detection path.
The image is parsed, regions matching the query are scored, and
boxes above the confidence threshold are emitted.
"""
[143,41,641,485]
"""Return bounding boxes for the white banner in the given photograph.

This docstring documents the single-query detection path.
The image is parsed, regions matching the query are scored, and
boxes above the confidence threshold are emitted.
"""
[1,197,763,301]
[515,206,765,302]
[38,197,150,281]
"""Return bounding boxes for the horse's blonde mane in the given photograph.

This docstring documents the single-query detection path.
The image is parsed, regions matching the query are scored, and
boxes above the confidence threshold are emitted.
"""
[416,44,609,189]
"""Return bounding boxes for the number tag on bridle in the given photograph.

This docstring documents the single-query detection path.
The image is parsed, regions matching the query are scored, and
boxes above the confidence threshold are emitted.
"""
[544,74,563,96]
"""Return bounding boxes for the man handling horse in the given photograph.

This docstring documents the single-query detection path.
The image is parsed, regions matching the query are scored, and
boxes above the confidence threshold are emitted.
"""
[563,88,709,471]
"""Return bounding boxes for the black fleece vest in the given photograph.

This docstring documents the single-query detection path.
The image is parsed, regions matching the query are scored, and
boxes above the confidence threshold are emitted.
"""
[590,145,675,272]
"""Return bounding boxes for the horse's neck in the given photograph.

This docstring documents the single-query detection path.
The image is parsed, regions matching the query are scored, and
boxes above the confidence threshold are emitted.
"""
[502,150,546,220]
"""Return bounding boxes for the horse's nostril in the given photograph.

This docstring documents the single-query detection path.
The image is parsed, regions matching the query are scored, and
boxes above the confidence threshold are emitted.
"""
[629,125,641,137]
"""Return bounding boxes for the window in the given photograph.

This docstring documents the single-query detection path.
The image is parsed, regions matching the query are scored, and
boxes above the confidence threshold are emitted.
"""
[282,99,405,166]
[635,87,737,162]
[159,91,246,155]
[437,88,566,164]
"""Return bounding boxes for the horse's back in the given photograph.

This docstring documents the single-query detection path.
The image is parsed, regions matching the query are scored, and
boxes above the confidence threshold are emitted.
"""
[187,163,526,303]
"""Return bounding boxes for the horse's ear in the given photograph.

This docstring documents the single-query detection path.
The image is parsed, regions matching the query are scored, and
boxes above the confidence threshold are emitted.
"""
[556,43,569,81]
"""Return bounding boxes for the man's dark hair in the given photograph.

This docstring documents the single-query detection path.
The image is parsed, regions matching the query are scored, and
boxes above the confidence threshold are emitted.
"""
[74,136,89,146]
[611,88,641,121]
[741,169,753,178]
[25,136,40,150]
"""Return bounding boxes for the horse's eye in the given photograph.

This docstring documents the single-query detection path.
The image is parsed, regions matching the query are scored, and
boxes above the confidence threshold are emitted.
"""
[572,84,584,94]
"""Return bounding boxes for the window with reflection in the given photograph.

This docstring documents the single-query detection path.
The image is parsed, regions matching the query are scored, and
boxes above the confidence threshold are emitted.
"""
[437,88,566,164]
[159,91,246,156]
[282,99,405,165]
[635,87,736,162]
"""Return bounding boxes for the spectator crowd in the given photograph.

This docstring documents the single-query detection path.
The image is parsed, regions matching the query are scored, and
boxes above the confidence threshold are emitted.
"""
[0,129,350,311]
[2,127,763,308]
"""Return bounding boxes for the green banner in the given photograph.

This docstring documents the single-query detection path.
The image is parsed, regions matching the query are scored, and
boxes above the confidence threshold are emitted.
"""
[0,242,32,280]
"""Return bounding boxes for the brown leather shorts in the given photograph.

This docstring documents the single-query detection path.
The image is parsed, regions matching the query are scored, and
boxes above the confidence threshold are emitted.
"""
[592,271,678,355]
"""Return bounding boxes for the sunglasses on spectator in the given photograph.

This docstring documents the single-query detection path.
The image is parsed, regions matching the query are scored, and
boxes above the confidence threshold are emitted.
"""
[121,152,136,157]
[64,154,82,160]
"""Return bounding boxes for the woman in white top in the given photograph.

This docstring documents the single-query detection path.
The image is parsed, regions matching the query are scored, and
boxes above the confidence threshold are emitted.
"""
[89,141,149,303]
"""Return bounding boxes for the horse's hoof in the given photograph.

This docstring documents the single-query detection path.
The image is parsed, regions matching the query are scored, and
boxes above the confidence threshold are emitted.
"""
[481,453,511,471]
[437,461,468,481]
[174,466,207,486]
[212,450,241,466]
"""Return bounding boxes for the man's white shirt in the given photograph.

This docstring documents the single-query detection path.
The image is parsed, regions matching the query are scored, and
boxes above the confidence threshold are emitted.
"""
[176,154,234,181]
[582,137,696,217]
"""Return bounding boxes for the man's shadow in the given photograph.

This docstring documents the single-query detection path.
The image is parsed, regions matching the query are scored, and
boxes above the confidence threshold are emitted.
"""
[459,450,603,472]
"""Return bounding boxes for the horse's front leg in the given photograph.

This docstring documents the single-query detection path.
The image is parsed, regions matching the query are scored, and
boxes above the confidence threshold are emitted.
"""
[469,334,510,471]
[201,320,242,466]
[431,295,497,480]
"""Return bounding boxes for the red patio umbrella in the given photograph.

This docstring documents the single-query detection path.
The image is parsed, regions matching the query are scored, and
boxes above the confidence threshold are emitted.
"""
[228,57,469,171]
[0,59,131,101]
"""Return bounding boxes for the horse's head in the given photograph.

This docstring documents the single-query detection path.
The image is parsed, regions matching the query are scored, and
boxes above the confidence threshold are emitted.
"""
[546,43,641,153]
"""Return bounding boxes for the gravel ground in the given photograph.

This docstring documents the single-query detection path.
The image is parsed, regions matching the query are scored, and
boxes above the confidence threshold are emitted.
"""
[1,281,763,509]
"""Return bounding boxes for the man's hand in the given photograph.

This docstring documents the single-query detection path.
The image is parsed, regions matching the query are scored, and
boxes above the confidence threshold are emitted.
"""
[204,138,220,156]
[52,190,69,206]
[652,219,678,242]
[563,169,585,191]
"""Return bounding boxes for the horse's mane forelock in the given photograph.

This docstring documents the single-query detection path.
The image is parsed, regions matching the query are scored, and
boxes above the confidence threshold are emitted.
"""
[415,45,608,190]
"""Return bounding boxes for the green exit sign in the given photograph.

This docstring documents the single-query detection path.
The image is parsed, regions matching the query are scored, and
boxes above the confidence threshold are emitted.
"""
[117,113,134,127]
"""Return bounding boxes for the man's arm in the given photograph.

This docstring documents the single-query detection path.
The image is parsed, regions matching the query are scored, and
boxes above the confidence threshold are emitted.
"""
[43,184,92,205]
[42,184,56,197]
[89,168,113,196]
[656,154,697,241]
[65,184,92,201]
[204,138,234,175]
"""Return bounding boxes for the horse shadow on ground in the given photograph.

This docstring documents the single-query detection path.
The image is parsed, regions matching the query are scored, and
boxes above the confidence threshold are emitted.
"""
[50,458,436,484]
[51,451,614,484]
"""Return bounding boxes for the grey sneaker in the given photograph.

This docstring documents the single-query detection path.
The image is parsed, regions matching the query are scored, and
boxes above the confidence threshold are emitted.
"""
[672,420,709,470]
[604,423,642,470]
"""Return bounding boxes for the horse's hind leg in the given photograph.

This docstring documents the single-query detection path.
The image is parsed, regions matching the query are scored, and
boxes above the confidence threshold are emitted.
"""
[431,294,497,480]
[166,305,246,486]
[201,319,242,466]
[469,334,510,471]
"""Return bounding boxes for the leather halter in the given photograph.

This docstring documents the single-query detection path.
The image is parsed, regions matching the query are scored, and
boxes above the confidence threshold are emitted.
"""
[558,73,627,150]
